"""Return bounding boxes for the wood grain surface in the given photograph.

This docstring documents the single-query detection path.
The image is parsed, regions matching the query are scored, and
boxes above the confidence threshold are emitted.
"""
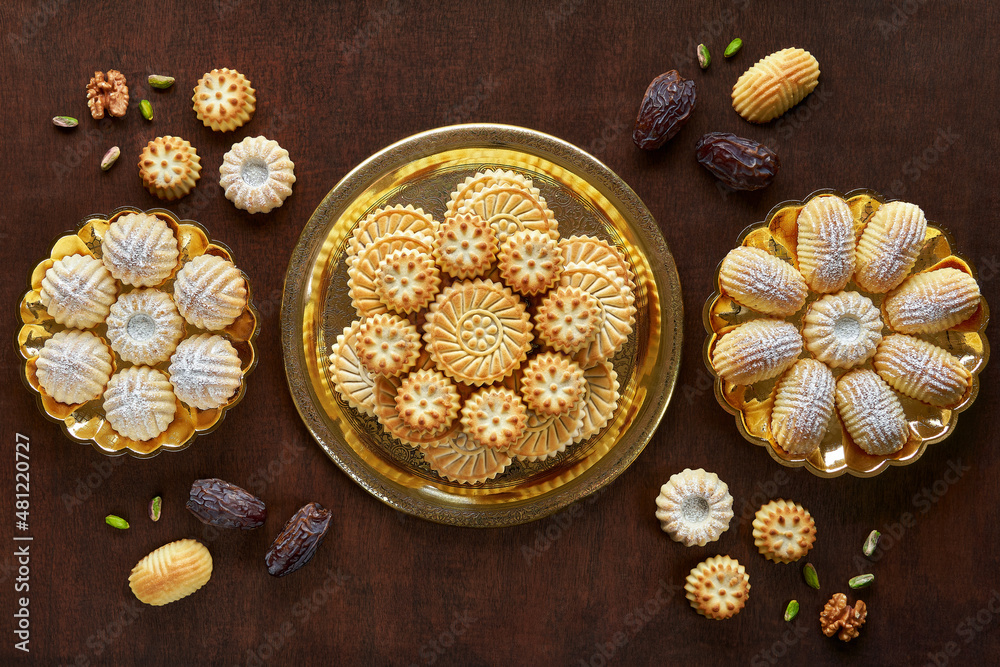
[1,1,998,665]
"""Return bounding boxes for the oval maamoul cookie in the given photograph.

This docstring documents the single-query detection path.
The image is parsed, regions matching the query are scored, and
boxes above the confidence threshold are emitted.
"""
[534,285,600,355]
[795,195,856,293]
[732,47,820,123]
[433,213,498,279]
[173,254,247,331]
[373,373,460,448]
[101,212,179,287]
[446,169,536,218]
[802,291,883,369]
[770,359,835,457]
[854,201,927,293]
[685,555,750,620]
[168,334,243,410]
[328,320,378,417]
[752,499,817,563]
[39,253,118,329]
[559,262,636,367]
[835,368,909,456]
[348,205,439,259]
[519,352,584,416]
[105,289,186,365]
[35,330,113,405]
[421,431,512,485]
[354,313,420,377]
[576,360,620,443]
[348,230,436,317]
[719,246,807,316]
[655,468,734,547]
[883,267,981,334]
[455,181,558,244]
[129,539,212,606]
[192,68,255,132]
[394,369,460,433]
[559,235,636,293]
[460,387,527,450]
[711,319,802,385]
[498,229,564,296]
[103,366,177,441]
[506,402,585,462]
[374,248,441,315]
[874,334,971,408]
[138,136,202,201]
[219,136,296,213]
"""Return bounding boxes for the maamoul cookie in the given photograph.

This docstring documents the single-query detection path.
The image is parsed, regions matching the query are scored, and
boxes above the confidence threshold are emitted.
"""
[795,195,856,293]
[752,499,817,563]
[374,248,441,314]
[506,403,585,462]
[576,360,620,442]
[732,47,820,123]
[802,291,883,369]
[711,319,802,385]
[655,468,734,547]
[100,212,179,287]
[129,539,212,606]
[685,556,750,620]
[854,201,927,293]
[455,181,558,244]
[835,369,909,456]
[103,366,177,441]
[373,373,460,448]
[770,359,836,457]
[39,254,117,329]
[883,267,981,334]
[559,262,635,366]
[219,136,296,213]
[446,169,536,217]
[168,334,243,410]
[497,229,564,296]
[34,330,113,405]
[460,387,527,450]
[534,286,600,355]
[328,320,377,417]
[138,136,202,201]
[354,313,420,377]
[423,279,533,386]
[394,369,460,433]
[874,334,971,408]
[559,235,636,293]
[192,68,255,131]
[433,213,498,279]
[105,289,186,365]
[719,246,808,316]
[519,352,584,416]
[348,205,439,259]
[173,255,247,330]
[421,432,512,485]
[348,230,436,317]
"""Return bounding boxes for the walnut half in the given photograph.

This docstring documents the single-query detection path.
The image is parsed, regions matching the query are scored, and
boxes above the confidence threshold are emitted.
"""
[820,592,867,641]
[86,70,129,119]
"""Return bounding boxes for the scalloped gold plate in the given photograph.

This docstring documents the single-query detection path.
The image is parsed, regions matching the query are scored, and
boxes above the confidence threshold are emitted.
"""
[17,207,260,458]
[703,189,989,478]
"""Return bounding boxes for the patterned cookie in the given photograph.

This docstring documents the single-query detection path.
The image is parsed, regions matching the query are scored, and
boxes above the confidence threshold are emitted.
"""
[519,352,585,416]
[752,499,817,563]
[854,201,927,293]
[534,285,600,355]
[559,235,636,293]
[685,556,750,620]
[460,387,527,450]
[348,205,439,259]
[328,320,378,417]
[35,330,113,405]
[497,229,564,295]
[168,334,243,410]
[770,359,836,457]
[655,468,734,547]
[558,262,635,366]
[446,169,537,218]
[434,213,498,279]
[219,136,296,213]
[105,289,186,365]
[421,432,512,485]
[348,230,436,317]
[39,254,118,329]
[129,539,213,606]
[883,268,981,334]
[802,291,883,369]
[173,254,247,331]
[192,68,255,132]
[101,212,179,287]
[732,47,820,123]
[711,319,802,385]
[103,366,177,441]
[373,373,461,448]
[795,195,856,293]
[454,181,558,244]
[575,360,620,442]
[835,369,909,456]
[138,136,202,201]
[874,334,971,408]
[719,246,808,316]
[354,313,420,377]
[506,402,585,462]
[394,369,460,433]
[374,248,441,315]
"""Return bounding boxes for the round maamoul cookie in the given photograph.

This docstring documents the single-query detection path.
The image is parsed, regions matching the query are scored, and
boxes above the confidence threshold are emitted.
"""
[873,334,971,408]
[328,320,378,417]
[374,248,441,315]
[558,262,635,367]
[559,235,636,293]
[421,431,512,485]
[883,267,981,334]
[348,230,436,317]
[446,169,537,218]
[802,291,883,369]
[192,68,255,132]
[35,330,113,405]
[685,555,750,620]
[854,201,927,293]
[575,360,620,443]
[719,246,808,317]
[835,368,909,456]
[752,499,817,563]
[354,313,420,377]
[731,47,820,123]
[394,369,460,433]
[655,468,734,547]
[534,285,600,355]
[348,205,439,259]
[519,352,585,416]
[39,253,118,329]
[795,195,856,293]
[138,136,202,201]
[460,387,527,451]
[711,318,802,385]
[454,181,558,244]
[434,213,498,279]
[219,136,296,214]
[100,212,179,287]
[105,289,186,365]
[173,254,247,331]
[103,366,177,441]
[372,373,461,448]
[506,402,585,462]
[497,229,564,296]
[770,359,836,457]
[168,334,243,410]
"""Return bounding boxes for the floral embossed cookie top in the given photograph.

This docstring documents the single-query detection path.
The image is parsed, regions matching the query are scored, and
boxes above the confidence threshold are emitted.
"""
[685,556,750,620]
[192,68,256,132]
[138,136,202,201]
[752,499,817,563]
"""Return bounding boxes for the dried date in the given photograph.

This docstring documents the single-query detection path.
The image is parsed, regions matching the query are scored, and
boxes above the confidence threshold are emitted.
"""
[633,70,696,150]
[265,502,332,577]
[186,478,266,530]
[695,132,779,191]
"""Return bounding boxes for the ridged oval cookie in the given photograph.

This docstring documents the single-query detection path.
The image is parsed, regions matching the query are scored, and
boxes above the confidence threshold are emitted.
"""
[35,330,113,405]
[173,254,247,331]
[770,359,835,457]
[559,263,636,366]
[101,212,179,287]
[103,366,177,441]
[421,431,512,485]
[795,195,855,293]
[129,539,213,606]
[328,320,377,417]
[874,334,971,408]
[40,254,118,329]
[719,247,807,316]
[883,268,981,334]
[168,334,243,410]
[835,369,909,456]
[732,47,820,123]
[854,201,927,293]
[712,319,802,385]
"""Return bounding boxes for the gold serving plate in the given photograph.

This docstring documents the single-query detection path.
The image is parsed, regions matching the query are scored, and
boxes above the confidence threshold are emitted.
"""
[703,189,989,478]
[17,207,259,458]
[281,124,682,526]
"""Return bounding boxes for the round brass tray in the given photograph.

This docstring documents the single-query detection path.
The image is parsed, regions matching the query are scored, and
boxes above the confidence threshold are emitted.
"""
[281,124,682,526]
[703,189,989,478]
[17,207,260,458]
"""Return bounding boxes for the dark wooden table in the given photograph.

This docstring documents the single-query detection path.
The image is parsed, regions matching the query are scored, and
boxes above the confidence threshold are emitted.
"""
[2,1,998,664]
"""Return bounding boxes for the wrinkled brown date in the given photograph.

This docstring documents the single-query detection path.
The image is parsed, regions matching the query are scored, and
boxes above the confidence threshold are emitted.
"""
[186,478,267,530]
[694,132,779,191]
[265,502,332,577]
[633,70,696,150]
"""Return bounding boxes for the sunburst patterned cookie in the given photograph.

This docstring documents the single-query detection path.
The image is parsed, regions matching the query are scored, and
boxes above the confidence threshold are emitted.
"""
[192,68,255,131]
[101,213,179,287]
[39,254,118,329]
[460,387,527,450]
[173,255,247,331]
[348,230,436,317]
[719,246,808,316]
[802,291,883,369]
[498,229,564,295]
[374,248,441,315]
[874,334,971,408]
[854,201,927,293]
[138,136,202,201]
[576,360,620,442]
[421,432,512,485]
[711,319,802,385]
[35,330,113,405]
[394,369,460,433]
[219,136,296,213]
[373,373,460,448]
[795,195,856,293]
[105,289,186,365]
[328,320,378,417]
[770,359,836,457]
[732,47,820,123]
[519,352,585,416]
[348,205,439,259]
[103,366,177,441]
[129,539,213,606]
[655,468,734,547]
[455,181,558,244]
[446,169,537,217]
[835,369,909,456]
[534,286,600,355]
[433,213,498,279]
[559,235,636,293]
[506,402,585,462]
[168,334,243,410]
[884,267,981,334]
[423,279,533,386]
[354,313,420,377]
[685,556,750,620]
[558,263,635,366]
[752,499,817,563]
